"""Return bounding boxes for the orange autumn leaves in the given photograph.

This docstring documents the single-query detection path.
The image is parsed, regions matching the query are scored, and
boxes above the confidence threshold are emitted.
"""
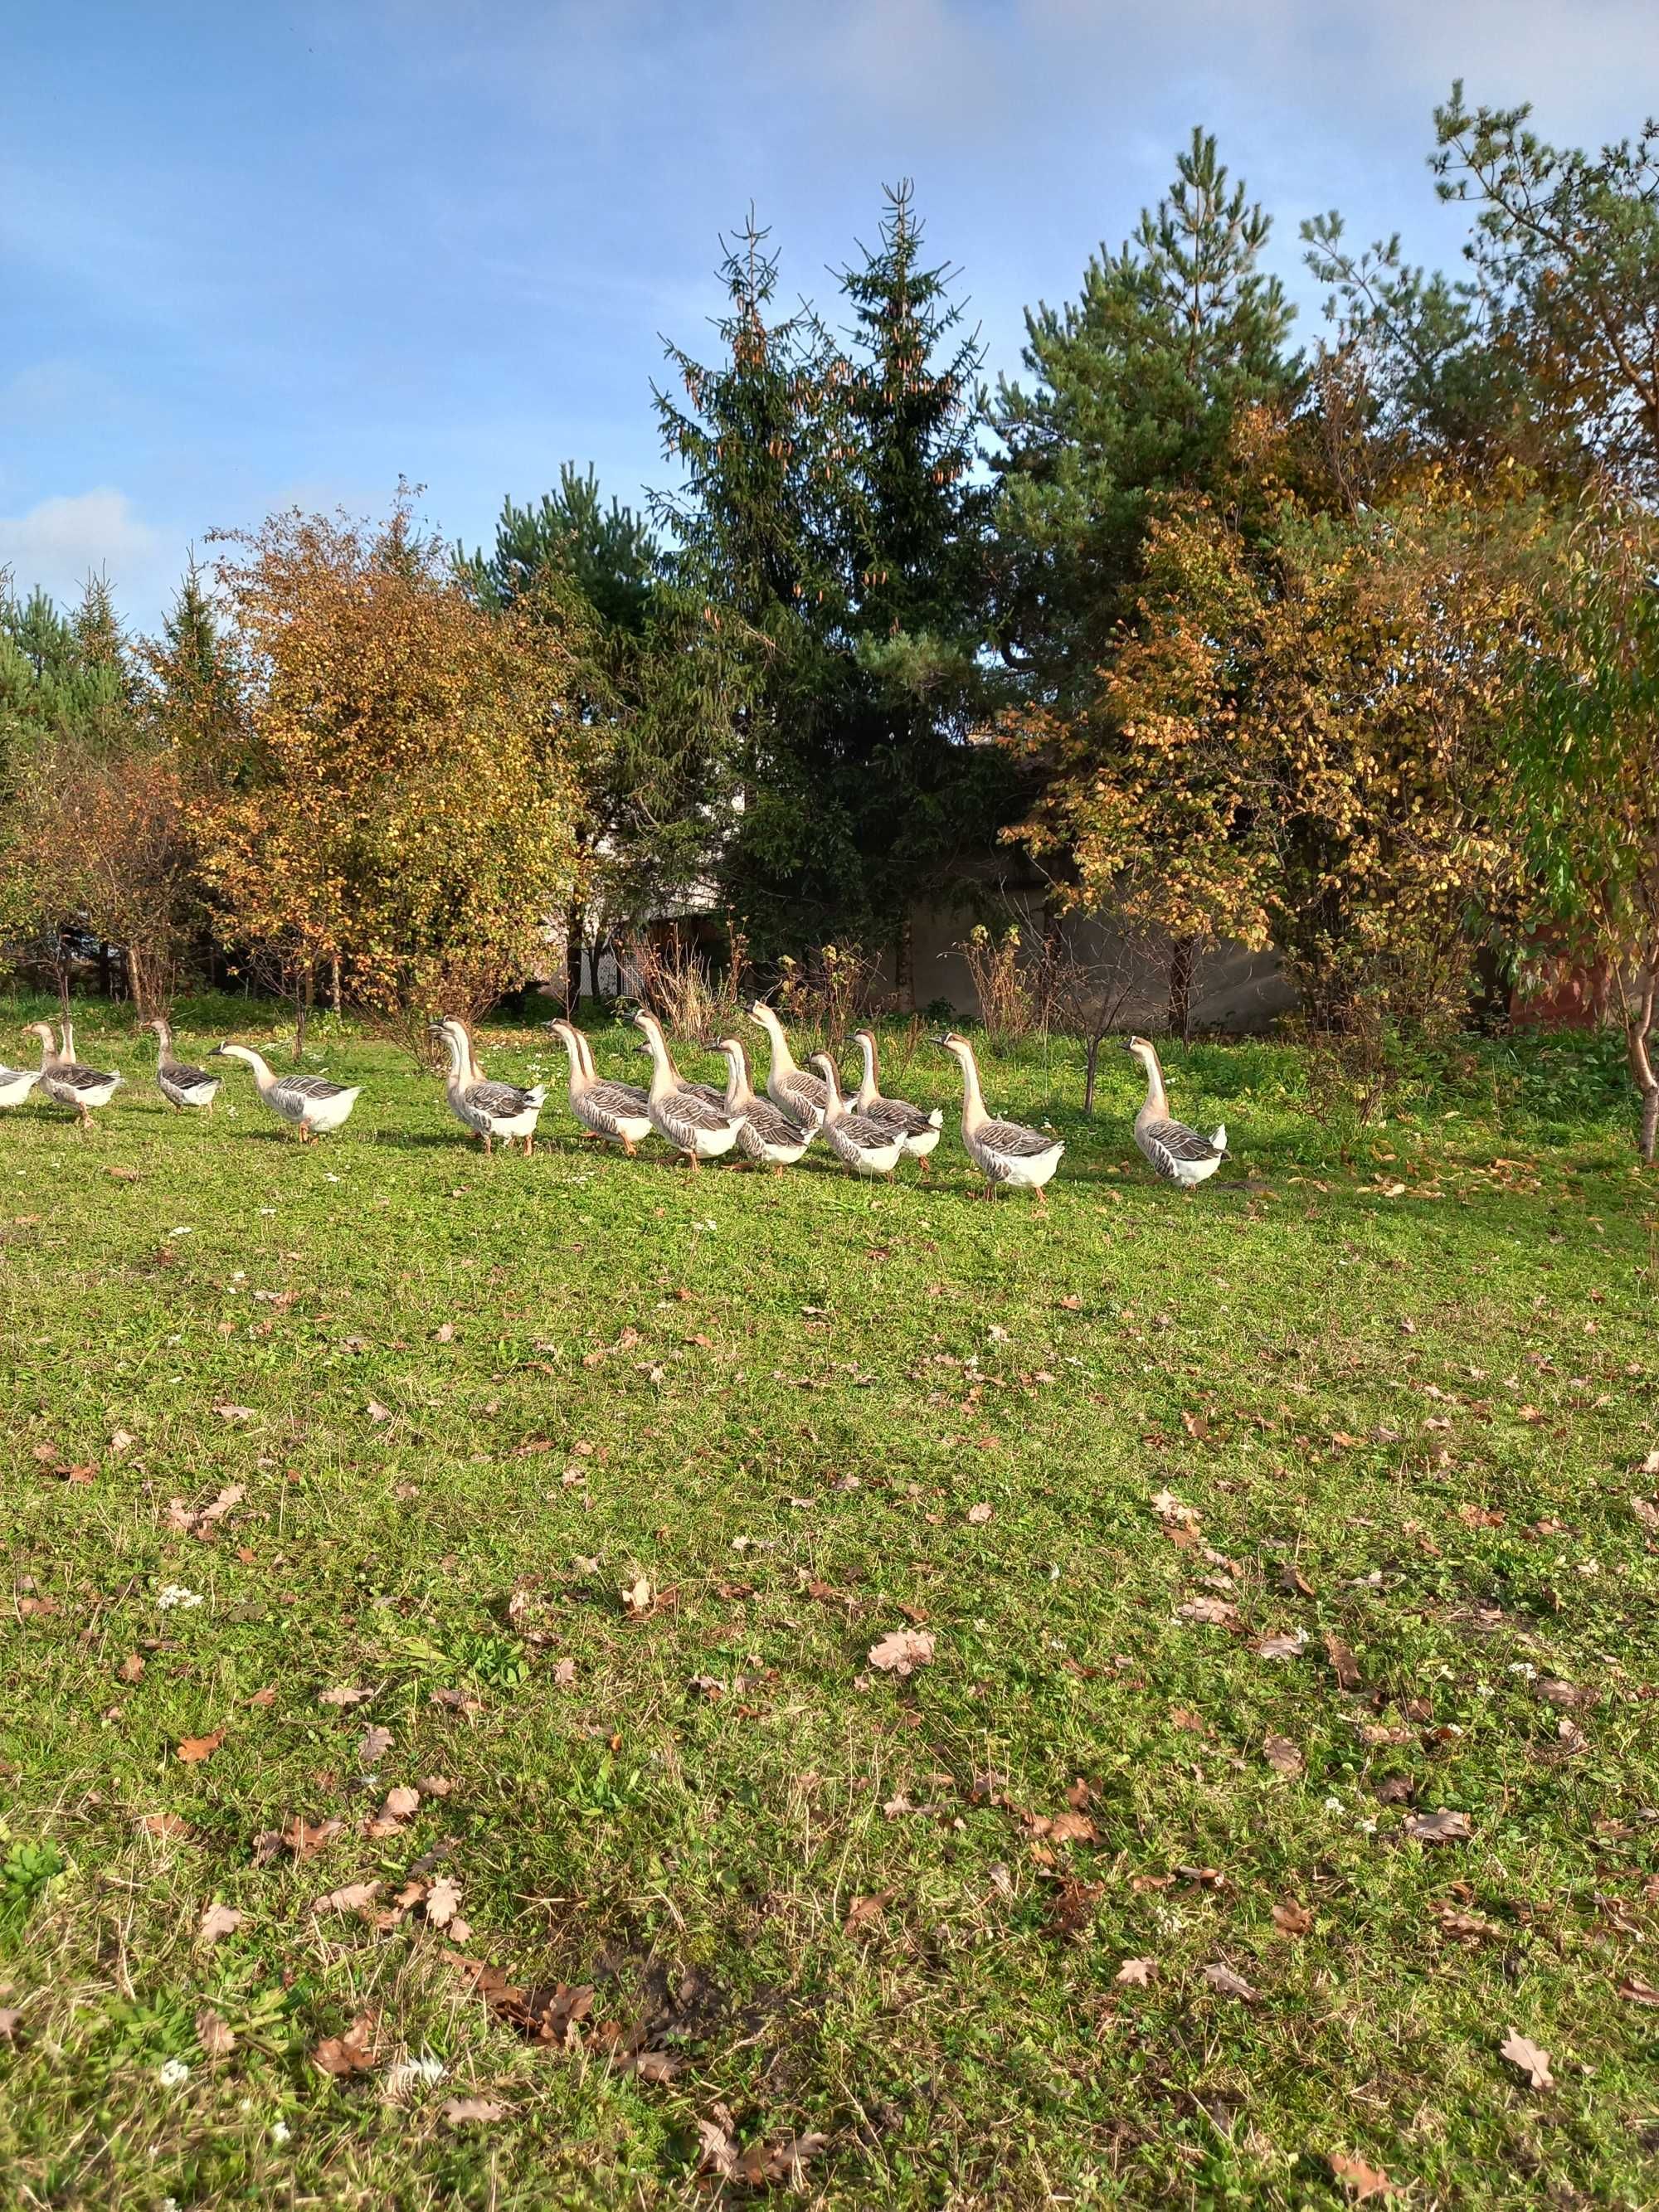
[192,496,585,1038]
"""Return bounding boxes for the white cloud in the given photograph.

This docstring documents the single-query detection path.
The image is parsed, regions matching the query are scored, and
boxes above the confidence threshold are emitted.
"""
[0,489,164,615]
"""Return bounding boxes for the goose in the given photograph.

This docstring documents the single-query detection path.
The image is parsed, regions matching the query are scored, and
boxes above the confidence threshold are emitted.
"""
[718,1037,811,1169]
[633,1009,740,1168]
[849,1028,942,1170]
[807,1053,905,1178]
[211,1043,362,1141]
[547,1019,652,1155]
[25,1020,123,1126]
[747,1002,828,1134]
[142,1017,221,1113]
[1126,1035,1227,1191]
[0,1055,40,1110]
[936,1032,1063,1208]
[431,1017,545,1157]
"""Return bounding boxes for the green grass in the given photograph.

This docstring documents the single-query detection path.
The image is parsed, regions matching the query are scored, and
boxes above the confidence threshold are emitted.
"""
[2,995,1657,2208]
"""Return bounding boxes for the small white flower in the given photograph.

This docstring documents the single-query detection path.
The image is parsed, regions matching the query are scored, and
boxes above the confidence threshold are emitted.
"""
[270,2119,291,2146]
[1323,1795,1344,1813]
[1509,1662,1537,1680]
[158,2058,191,2088]
[156,1584,203,1611]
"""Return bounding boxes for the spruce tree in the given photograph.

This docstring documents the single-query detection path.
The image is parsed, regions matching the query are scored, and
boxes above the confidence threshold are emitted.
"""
[994,129,1299,708]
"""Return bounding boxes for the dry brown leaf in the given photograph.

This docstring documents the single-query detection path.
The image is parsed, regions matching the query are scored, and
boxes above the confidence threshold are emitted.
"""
[695,2115,738,2179]
[313,2014,379,2078]
[1324,1631,1363,1690]
[195,2006,236,2058]
[314,1880,382,1916]
[1177,1597,1241,1631]
[380,1785,421,1822]
[1040,1810,1097,1845]
[212,1403,255,1422]
[552,1657,577,1689]
[1115,1957,1155,1986]
[1251,1629,1307,1660]
[1263,1734,1304,1776]
[966,1501,994,1524]
[844,1889,894,1935]
[1499,2028,1553,2089]
[441,2095,504,2124]
[619,1575,654,1617]
[868,1628,935,1676]
[1202,1961,1258,2001]
[176,1728,225,1764]
[1329,2150,1399,2200]
[424,1875,462,1927]
[197,1902,243,1944]
[1617,1976,1659,2006]
[137,1811,192,1840]
[318,1685,372,1708]
[248,1686,277,1708]
[1405,1808,1473,1845]
[280,1816,344,1857]
[365,1398,392,1422]
[118,1654,144,1684]
[0,2008,19,2042]
[1272,1898,1313,1937]
[358,1723,393,1762]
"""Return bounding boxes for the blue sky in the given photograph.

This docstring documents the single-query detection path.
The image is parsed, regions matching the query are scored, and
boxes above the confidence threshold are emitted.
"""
[4,0,1652,630]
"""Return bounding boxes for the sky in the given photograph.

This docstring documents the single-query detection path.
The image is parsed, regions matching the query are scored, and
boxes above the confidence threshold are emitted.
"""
[4,0,1655,632]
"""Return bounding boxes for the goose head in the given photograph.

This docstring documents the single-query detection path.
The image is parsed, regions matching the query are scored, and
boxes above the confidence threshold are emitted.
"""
[806,1051,844,1111]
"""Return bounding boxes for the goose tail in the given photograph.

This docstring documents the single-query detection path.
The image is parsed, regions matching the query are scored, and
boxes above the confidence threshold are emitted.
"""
[1211,1124,1228,1155]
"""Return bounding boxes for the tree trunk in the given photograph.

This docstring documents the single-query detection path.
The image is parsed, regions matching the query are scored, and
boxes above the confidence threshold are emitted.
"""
[1628,974,1657,1164]
[1083,1028,1107,1115]
[329,955,342,1014]
[564,899,585,1017]
[1168,936,1199,1043]
[294,965,314,1062]
[894,912,915,1014]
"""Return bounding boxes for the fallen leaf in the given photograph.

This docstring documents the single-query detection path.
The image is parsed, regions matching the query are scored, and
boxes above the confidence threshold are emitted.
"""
[314,1881,382,1916]
[1177,1597,1241,1631]
[620,1576,654,1617]
[137,1811,192,1840]
[417,1774,453,1796]
[1202,1961,1258,2001]
[358,1724,393,1762]
[696,2115,738,2179]
[195,2006,236,2058]
[1151,1488,1200,1526]
[1329,2150,1399,2200]
[1251,1629,1307,1660]
[365,1399,392,1423]
[1263,1734,1304,1776]
[197,1902,243,1944]
[313,2014,379,2077]
[1324,1632,1363,1690]
[212,1403,255,1422]
[844,1889,893,1935]
[434,1322,455,1344]
[380,1784,421,1822]
[1617,1976,1659,2006]
[868,1628,935,1677]
[441,2096,504,2125]
[247,1685,277,1708]
[109,1429,134,1454]
[0,2009,19,2042]
[1405,1808,1473,1845]
[1499,2028,1553,2089]
[424,1875,462,1927]
[118,1654,144,1684]
[318,1685,372,1708]
[280,1816,344,1857]
[176,1729,225,1764]
[1272,1898,1313,1937]
[966,1502,994,1524]
[552,1658,577,1689]
[1039,1810,1097,1845]
[1115,1957,1155,1986]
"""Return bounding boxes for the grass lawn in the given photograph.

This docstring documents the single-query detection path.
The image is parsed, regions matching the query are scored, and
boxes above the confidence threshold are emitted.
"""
[2,995,1657,2209]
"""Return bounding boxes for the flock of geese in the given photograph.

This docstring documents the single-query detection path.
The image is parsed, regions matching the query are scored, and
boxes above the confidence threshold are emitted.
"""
[0,1006,1230,1201]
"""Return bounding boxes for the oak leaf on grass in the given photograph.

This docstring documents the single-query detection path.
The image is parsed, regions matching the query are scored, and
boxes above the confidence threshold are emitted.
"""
[868,1628,934,1677]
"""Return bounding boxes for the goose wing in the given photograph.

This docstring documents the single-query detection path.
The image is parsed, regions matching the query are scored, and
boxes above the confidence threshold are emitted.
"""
[278,1074,355,1104]
[588,1079,649,1117]
[465,1078,540,1118]
[745,1098,809,1148]
[841,1108,898,1150]
[163,1061,217,1092]
[981,1116,1060,1159]
[783,1068,829,1111]
[657,1091,737,1150]
[864,1094,936,1138]
[58,1060,120,1092]
[683,1080,727,1111]
[1139,1116,1224,1180]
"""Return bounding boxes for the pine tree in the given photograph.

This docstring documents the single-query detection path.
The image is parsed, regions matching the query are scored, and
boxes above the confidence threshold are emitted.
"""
[994,129,1300,708]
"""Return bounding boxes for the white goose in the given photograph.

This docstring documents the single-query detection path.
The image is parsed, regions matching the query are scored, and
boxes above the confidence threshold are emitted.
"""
[0,1053,40,1110]
[547,1019,653,1155]
[431,1018,546,1157]
[718,1037,811,1170]
[633,1009,740,1168]
[212,1043,362,1142]
[747,1002,827,1134]
[808,1053,905,1178]
[25,1021,123,1126]
[850,1028,942,1170]
[936,1032,1063,1208]
[1126,1036,1227,1191]
[142,1017,221,1113]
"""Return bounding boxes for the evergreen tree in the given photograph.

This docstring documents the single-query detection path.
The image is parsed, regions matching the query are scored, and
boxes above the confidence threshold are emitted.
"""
[460,463,659,637]
[656,192,1007,981]
[994,129,1300,707]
